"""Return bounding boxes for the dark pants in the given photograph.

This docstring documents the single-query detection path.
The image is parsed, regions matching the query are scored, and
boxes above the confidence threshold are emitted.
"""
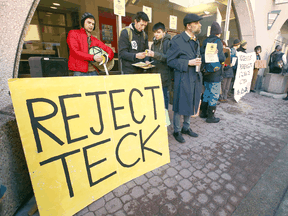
[220,77,232,100]
[203,82,221,106]
[163,86,169,110]
[250,69,259,90]
[74,71,98,76]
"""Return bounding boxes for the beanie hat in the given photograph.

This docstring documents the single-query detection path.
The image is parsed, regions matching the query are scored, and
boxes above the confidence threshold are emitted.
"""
[81,12,95,30]
[210,21,222,35]
[233,39,241,46]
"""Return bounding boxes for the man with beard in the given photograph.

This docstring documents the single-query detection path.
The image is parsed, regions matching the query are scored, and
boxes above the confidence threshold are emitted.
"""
[118,12,149,74]
[67,12,114,76]
[167,14,203,143]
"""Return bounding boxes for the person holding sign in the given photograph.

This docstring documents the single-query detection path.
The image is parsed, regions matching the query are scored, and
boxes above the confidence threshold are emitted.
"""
[237,40,248,53]
[118,12,150,74]
[67,12,114,76]
[200,21,225,123]
[146,22,172,110]
[250,45,262,92]
[167,13,203,143]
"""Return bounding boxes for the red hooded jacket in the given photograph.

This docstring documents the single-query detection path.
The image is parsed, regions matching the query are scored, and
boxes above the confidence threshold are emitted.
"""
[67,28,114,72]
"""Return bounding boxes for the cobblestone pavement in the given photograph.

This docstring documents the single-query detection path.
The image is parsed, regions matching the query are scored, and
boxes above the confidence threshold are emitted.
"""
[74,93,288,216]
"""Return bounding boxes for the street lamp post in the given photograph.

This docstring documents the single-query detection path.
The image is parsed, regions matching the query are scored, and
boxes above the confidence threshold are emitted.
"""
[223,0,232,43]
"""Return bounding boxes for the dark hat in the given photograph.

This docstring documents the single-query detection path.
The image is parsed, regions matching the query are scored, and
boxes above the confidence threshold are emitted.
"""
[210,21,222,35]
[233,39,241,46]
[240,40,247,47]
[275,44,282,50]
[81,12,95,30]
[183,13,203,26]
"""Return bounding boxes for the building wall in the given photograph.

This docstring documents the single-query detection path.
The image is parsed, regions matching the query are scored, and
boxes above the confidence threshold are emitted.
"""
[253,0,288,76]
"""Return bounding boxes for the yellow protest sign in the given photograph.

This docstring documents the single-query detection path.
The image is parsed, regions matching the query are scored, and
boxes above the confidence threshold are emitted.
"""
[8,74,170,216]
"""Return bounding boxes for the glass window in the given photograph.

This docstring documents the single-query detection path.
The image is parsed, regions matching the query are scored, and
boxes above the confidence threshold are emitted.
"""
[38,11,66,26]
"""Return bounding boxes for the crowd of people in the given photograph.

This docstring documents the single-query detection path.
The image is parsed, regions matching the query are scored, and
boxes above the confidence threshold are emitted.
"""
[66,11,288,144]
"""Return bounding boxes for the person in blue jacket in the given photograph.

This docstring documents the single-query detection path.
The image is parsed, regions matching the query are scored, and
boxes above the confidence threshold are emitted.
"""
[167,14,203,143]
[200,21,225,123]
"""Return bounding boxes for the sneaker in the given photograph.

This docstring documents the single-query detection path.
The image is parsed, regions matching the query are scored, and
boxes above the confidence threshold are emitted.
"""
[181,128,198,137]
[173,132,185,143]
[283,96,288,101]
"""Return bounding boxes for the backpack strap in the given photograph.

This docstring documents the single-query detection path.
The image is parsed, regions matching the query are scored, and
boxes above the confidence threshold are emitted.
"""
[120,26,146,42]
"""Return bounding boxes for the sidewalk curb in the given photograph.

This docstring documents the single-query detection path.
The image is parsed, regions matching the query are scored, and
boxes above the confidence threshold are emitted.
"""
[232,144,288,216]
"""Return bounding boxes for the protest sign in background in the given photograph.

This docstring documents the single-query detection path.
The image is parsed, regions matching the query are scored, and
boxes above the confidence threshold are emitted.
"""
[233,52,256,102]
[8,74,170,216]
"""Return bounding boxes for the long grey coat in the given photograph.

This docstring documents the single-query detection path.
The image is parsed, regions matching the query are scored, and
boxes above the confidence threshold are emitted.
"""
[167,32,202,116]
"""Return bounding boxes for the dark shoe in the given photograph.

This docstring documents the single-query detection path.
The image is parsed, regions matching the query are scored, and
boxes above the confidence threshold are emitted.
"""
[199,101,208,118]
[283,96,288,100]
[181,128,198,137]
[206,106,220,123]
[250,90,256,93]
[173,132,185,143]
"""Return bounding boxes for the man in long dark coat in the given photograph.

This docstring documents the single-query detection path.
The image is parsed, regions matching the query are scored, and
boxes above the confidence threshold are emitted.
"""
[167,14,203,143]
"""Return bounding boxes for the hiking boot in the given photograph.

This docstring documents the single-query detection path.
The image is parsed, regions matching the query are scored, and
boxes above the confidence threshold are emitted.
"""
[199,101,208,118]
[173,132,185,143]
[206,106,220,123]
[181,128,198,137]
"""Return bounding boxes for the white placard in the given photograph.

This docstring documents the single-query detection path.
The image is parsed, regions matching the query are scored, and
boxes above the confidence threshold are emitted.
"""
[233,52,257,102]
[143,6,152,23]
[205,43,219,63]
[169,15,177,30]
[114,0,125,16]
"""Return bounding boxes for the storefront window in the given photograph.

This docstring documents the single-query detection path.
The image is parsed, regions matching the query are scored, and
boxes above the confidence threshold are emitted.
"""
[18,0,240,77]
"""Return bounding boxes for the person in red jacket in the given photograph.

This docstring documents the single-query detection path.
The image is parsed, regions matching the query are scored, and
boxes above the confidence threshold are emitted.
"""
[67,12,114,76]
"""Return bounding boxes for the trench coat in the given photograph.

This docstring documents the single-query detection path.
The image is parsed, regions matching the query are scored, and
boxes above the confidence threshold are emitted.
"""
[167,32,202,116]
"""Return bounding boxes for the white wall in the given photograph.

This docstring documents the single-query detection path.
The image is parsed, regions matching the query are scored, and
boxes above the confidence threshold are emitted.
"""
[253,0,288,75]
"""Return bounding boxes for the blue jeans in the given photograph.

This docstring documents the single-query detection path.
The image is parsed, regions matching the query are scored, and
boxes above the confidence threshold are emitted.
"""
[173,112,191,133]
[74,71,98,76]
[203,82,221,106]
[163,86,169,110]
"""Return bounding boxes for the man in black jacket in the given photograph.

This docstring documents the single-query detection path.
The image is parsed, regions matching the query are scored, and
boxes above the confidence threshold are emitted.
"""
[146,22,172,110]
[118,12,149,74]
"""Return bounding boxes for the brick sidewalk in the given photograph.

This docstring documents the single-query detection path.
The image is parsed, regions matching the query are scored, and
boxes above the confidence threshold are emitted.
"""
[75,93,288,216]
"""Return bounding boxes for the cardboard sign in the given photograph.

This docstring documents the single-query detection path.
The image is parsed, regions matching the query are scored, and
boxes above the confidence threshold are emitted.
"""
[8,74,170,216]
[254,60,266,68]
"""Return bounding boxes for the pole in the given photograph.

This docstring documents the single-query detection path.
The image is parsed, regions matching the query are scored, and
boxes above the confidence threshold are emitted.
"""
[117,15,123,74]
[223,0,232,43]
